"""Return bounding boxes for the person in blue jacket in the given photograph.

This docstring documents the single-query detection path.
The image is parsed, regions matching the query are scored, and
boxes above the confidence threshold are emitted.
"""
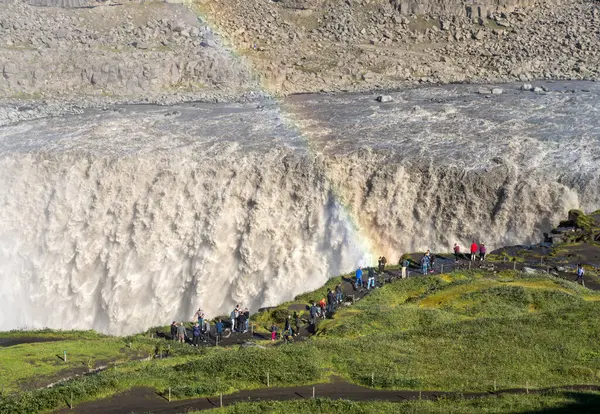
[215,319,224,342]
[355,267,363,288]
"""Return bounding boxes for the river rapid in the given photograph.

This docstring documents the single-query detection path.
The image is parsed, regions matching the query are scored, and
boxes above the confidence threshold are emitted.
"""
[1,81,599,334]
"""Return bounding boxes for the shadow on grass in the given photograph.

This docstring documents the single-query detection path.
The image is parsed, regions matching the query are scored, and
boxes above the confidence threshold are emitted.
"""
[524,391,600,413]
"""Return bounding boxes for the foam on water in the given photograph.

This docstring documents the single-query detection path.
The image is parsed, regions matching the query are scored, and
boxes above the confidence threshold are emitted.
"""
[1,82,599,334]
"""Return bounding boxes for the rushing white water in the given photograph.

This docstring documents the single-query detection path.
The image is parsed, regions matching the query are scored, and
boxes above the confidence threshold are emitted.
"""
[1,82,599,334]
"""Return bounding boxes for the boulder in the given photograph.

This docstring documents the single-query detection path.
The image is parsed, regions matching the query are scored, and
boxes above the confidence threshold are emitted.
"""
[376,95,392,102]
[491,88,503,94]
[521,83,533,91]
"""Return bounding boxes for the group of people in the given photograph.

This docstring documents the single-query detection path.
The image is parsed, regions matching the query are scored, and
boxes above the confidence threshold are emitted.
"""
[270,312,302,342]
[170,306,237,346]
[453,241,487,262]
[230,305,251,334]
[170,243,589,348]
[355,267,380,289]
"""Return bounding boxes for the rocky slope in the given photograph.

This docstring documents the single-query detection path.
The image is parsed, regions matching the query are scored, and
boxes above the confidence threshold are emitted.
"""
[198,0,600,94]
[1,0,598,102]
[0,0,259,103]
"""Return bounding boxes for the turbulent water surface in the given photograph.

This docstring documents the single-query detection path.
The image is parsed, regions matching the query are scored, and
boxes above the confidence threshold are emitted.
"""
[1,82,599,334]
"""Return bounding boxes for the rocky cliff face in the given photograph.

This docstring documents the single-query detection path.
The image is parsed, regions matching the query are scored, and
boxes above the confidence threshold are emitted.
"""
[390,0,564,18]
[0,1,259,103]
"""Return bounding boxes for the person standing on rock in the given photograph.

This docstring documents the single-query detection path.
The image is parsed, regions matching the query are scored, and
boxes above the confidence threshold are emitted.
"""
[470,241,478,262]
[479,243,487,261]
[355,267,363,289]
[367,267,376,290]
[193,308,204,324]
[454,244,461,262]
[401,257,410,279]
[576,264,585,286]
[285,315,291,333]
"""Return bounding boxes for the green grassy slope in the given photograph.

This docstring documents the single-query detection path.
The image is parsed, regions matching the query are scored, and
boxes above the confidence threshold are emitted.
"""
[2,270,600,413]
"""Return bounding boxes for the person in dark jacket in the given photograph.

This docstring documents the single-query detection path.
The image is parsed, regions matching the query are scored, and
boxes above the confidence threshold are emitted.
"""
[237,312,247,333]
[479,243,487,261]
[294,312,301,336]
[309,303,318,325]
[284,315,291,332]
[327,289,336,313]
[367,267,376,289]
[335,284,343,303]
[192,322,201,347]
[170,321,178,341]
[243,308,250,332]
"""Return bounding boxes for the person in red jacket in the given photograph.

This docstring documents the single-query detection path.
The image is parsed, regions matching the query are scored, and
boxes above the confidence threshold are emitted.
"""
[470,241,478,262]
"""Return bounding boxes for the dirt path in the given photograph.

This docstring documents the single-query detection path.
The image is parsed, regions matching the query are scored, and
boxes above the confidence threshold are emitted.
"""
[56,379,600,413]
[157,246,599,349]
